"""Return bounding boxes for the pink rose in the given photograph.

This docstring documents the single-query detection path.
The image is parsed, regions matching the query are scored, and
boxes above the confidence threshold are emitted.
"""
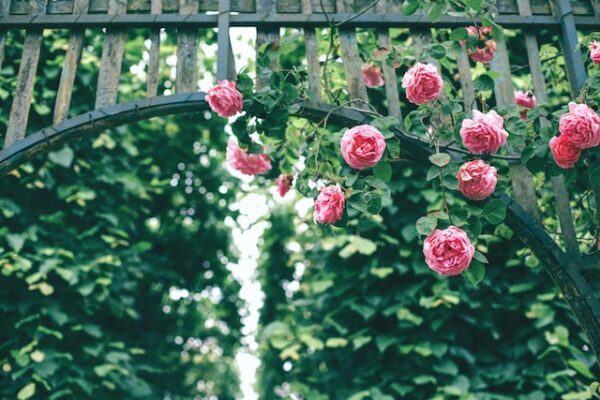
[314,184,345,224]
[465,26,496,63]
[362,63,384,88]
[275,174,293,197]
[460,110,509,155]
[515,91,537,120]
[423,226,475,276]
[559,102,600,149]
[402,62,444,105]
[226,137,272,176]
[340,125,387,170]
[457,160,498,201]
[206,80,244,117]
[549,134,581,169]
[589,41,600,64]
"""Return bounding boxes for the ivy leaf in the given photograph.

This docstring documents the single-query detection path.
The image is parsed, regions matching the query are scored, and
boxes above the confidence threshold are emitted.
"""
[373,161,392,183]
[483,199,507,225]
[463,261,486,287]
[429,153,451,167]
[416,216,437,236]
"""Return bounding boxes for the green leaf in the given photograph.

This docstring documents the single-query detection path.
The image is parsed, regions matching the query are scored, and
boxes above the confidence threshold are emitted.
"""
[428,153,451,167]
[373,161,392,182]
[474,74,495,92]
[402,0,420,15]
[483,199,507,225]
[429,44,446,59]
[17,383,36,400]
[7,233,25,252]
[48,147,74,168]
[325,337,348,348]
[567,359,594,379]
[463,260,485,287]
[352,336,372,350]
[416,216,437,236]
[428,2,445,21]
[450,27,468,41]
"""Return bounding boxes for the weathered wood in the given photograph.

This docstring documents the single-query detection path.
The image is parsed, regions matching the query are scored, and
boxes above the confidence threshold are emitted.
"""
[94,0,126,109]
[277,0,301,12]
[0,0,11,70]
[53,0,89,123]
[256,0,279,88]
[302,0,321,101]
[4,0,48,148]
[556,0,587,96]
[175,0,198,93]
[376,0,401,119]
[456,46,476,114]
[336,0,368,109]
[216,0,233,81]
[146,0,161,97]
[489,38,542,222]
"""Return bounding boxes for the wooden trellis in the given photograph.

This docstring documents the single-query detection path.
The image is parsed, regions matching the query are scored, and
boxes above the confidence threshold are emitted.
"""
[0,0,599,360]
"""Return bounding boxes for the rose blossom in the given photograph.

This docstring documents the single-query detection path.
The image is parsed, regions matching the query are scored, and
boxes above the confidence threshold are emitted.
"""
[275,174,293,197]
[589,41,600,64]
[465,26,496,63]
[515,91,537,120]
[206,80,243,117]
[549,134,581,169]
[423,226,475,276]
[459,110,509,154]
[226,137,271,176]
[340,125,387,170]
[402,62,444,105]
[559,102,600,149]
[457,160,498,201]
[362,63,384,88]
[314,184,345,225]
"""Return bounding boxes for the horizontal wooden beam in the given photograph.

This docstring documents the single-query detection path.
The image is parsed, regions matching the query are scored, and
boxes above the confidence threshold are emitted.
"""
[0,13,599,29]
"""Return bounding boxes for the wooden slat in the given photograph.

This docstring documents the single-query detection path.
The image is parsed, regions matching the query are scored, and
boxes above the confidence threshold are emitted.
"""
[216,0,234,81]
[146,0,161,97]
[302,0,321,101]
[277,0,301,12]
[175,0,198,93]
[53,0,89,123]
[4,0,47,148]
[376,0,401,118]
[0,0,10,70]
[489,38,542,221]
[256,0,279,89]
[94,0,126,109]
[456,46,476,114]
[336,0,368,109]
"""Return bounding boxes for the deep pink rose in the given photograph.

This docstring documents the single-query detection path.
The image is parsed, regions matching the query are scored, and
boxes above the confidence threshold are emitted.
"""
[457,160,498,201]
[559,102,600,149]
[226,137,271,176]
[465,26,496,63]
[340,125,387,170]
[515,90,537,120]
[549,134,581,169]
[423,226,475,276]
[362,63,384,88]
[314,184,345,224]
[275,174,293,197]
[206,80,244,117]
[460,110,509,155]
[589,41,600,64]
[402,62,444,105]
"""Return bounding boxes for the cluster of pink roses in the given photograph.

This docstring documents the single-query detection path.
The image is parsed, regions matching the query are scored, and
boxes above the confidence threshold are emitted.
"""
[589,41,600,64]
[514,91,537,120]
[464,26,496,63]
[549,102,600,169]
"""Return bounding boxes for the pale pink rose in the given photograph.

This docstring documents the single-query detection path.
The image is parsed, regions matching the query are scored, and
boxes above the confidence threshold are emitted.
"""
[549,134,581,169]
[362,63,384,88]
[460,110,509,155]
[206,80,244,117]
[275,174,293,197]
[559,102,600,149]
[314,184,345,224]
[589,41,600,64]
[423,226,475,276]
[226,137,271,176]
[402,62,444,105]
[457,160,498,201]
[515,91,537,120]
[340,125,387,170]
[465,26,496,63]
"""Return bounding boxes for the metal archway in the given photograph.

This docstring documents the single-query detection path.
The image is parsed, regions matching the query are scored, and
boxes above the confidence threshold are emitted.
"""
[1,92,599,362]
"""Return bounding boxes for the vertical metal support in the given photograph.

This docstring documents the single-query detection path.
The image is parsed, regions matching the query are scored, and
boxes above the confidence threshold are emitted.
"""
[217,0,232,81]
[556,0,587,96]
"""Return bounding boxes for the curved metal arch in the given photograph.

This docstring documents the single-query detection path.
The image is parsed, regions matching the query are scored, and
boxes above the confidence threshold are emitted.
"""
[1,92,599,361]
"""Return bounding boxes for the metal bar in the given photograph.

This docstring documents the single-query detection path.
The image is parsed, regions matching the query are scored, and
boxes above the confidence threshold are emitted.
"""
[1,14,599,29]
[556,0,587,95]
[216,0,231,81]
